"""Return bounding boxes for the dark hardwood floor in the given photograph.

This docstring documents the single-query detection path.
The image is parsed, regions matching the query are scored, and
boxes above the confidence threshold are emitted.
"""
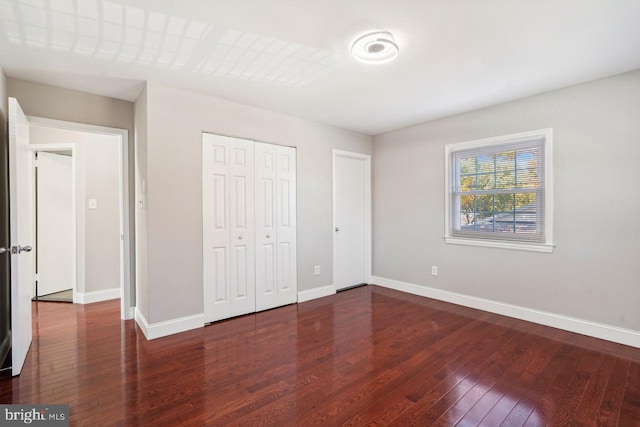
[1,285,639,426]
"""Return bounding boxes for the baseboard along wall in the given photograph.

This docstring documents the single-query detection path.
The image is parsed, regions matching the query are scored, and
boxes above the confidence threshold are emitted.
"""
[76,288,120,304]
[135,308,203,340]
[371,275,640,349]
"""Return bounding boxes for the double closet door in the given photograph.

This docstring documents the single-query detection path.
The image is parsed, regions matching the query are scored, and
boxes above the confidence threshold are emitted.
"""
[202,133,296,323]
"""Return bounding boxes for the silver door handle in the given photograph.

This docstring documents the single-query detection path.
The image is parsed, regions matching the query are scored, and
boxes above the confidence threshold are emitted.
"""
[335,227,340,232]
[5,245,32,254]
[266,234,271,238]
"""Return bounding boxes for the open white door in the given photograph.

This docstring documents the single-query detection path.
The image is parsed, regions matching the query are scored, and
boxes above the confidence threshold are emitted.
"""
[36,152,73,298]
[8,97,34,376]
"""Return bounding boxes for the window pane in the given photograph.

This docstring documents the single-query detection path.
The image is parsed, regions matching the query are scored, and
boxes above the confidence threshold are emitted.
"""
[495,194,514,212]
[460,157,475,174]
[516,167,538,188]
[496,171,515,188]
[493,194,515,233]
[460,175,475,191]
[516,148,538,169]
[515,193,536,208]
[495,151,514,164]
[459,212,474,227]
[494,219,515,232]
[459,195,475,227]
[515,193,537,233]
[476,154,494,173]
[474,212,495,232]
[476,173,495,190]
[476,194,494,212]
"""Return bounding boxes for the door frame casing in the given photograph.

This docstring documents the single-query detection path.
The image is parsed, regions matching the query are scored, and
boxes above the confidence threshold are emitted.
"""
[26,116,133,320]
[332,149,372,290]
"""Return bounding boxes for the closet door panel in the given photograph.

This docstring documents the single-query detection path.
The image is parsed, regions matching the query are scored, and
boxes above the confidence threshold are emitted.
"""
[229,139,255,317]
[276,146,297,305]
[202,134,231,322]
[254,142,278,311]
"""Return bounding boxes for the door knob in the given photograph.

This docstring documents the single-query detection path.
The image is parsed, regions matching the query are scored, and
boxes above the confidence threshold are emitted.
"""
[0,247,8,254]
[266,234,271,239]
[335,227,340,232]
[238,235,243,240]
[19,245,32,253]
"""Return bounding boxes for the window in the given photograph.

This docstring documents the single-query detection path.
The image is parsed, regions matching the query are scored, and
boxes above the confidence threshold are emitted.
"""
[444,129,554,252]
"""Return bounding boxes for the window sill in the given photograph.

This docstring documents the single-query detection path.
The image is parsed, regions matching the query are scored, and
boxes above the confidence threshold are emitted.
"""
[444,236,555,253]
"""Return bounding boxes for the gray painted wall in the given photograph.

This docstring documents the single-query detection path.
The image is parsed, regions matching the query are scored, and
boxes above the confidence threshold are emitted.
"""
[372,70,640,331]
[84,137,120,294]
[134,85,149,321]
[141,82,372,324]
[6,78,136,304]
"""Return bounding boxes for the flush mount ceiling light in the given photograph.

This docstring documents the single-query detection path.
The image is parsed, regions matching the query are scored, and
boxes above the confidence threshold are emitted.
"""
[351,31,399,64]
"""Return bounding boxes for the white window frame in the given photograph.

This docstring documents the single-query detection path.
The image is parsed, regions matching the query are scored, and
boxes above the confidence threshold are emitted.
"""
[444,128,554,253]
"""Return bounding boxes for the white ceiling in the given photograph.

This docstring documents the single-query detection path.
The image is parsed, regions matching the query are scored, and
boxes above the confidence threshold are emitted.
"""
[1,0,639,135]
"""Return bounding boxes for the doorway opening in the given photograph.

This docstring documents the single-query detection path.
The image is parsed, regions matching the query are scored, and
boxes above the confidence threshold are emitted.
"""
[27,117,133,320]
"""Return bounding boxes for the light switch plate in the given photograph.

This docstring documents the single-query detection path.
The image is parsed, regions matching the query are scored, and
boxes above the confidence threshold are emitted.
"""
[88,198,98,210]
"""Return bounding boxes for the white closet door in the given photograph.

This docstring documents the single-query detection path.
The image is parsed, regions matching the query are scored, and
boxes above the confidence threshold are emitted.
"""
[276,145,297,306]
[202,134,255,323]
[254,142,278,311]
[229,138,255,317]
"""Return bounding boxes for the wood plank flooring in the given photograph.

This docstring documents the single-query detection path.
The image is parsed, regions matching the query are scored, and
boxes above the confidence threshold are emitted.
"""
[1,285,639,426]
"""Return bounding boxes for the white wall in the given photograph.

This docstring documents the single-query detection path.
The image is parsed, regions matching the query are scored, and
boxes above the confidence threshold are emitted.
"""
[138,82,372,324]
[29,126,121,295]
[373,70,640,332]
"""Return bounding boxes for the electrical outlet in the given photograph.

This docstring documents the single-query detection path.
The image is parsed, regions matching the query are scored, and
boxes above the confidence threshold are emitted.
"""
[314,265,320,276]
[431,266,438,276]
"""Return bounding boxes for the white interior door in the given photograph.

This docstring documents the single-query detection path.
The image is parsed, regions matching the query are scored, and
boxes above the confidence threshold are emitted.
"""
[255,142,297,310]
[254,142,278,310]
[8,97,34,376]
[333,151,371,291]
[36,152,73,297]
[275,145,297,305]
[203,133,255,322]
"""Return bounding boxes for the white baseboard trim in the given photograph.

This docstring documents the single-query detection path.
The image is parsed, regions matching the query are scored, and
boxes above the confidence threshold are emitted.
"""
[76,288,121,304]
[297,285,336,303]
[371,276,640,349]
[135,308,204,340]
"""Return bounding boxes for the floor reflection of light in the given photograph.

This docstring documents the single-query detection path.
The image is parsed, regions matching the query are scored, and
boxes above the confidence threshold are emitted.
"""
[445,372,545,425]
[0,0,342,87]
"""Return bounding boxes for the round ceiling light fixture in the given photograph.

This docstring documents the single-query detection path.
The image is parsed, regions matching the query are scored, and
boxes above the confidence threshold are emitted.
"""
[351,31,399,64]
